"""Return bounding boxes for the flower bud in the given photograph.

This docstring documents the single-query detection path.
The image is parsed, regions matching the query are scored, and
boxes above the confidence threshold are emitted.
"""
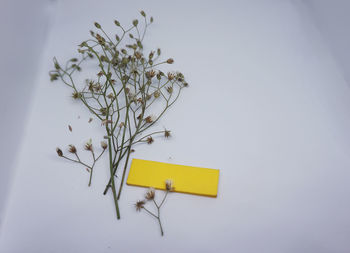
[84,139,93,151]
[147,136,154,144]
[166,58,174,64]
[56,148,63,157]
[101,141,107,150]
[94,22,101,29]
[68,145,77,153]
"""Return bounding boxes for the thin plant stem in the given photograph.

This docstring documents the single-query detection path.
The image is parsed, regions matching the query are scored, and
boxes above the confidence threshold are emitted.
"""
[108,136,120,219]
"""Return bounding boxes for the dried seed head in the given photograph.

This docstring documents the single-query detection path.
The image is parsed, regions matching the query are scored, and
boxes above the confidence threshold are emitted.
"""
[56,147,63,157]
[99,108,107,116]
[88,118,93,123]
[166,86,173,94]
[135,200,145,211]
[96,34,105,44]
[134,51,142,59]
[164,130,171,138]
[147,136,154,144]
[94,83,101,92]
[114,20,120,26]
[68,145,77,153]
[72,91,82,99]
[165,179,174,191]
[146,69,156,79]
[68,125,72,132]
[119,122,125,128]
[100,141,107,150]
[167,72,175,81]
[50,73,59,81]
[154,91,160,98]
[140,10,146,17]
[144,116,152,123]
[145,187,155,200]
[166,58,174,64]
[145,115,156,123]
[132,19,138,26]
[137,97,144,104]
[84,139,93,151]
[107,93,115,99]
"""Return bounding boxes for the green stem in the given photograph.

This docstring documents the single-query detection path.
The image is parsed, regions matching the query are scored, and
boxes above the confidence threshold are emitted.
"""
[108,137,120,219]
[157,217,164,236]
[102,147,129,195]
[117,146,132,199]
[88,168,93,187]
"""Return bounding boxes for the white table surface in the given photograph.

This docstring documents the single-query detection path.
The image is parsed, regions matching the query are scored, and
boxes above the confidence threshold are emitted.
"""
[1,0,350,252]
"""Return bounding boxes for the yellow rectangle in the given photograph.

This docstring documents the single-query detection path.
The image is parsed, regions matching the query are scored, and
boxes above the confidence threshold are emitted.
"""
[126,159,219,197]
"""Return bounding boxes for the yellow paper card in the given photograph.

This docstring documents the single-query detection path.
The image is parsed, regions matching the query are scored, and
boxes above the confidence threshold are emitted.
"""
[126,159,219,197]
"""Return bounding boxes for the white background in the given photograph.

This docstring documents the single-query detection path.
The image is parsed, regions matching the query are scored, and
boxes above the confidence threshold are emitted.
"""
[1,0,350,252]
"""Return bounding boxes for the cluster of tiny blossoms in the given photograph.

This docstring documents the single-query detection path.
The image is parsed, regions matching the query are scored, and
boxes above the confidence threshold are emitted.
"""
[50,11,188,220]
[135,179,174,236]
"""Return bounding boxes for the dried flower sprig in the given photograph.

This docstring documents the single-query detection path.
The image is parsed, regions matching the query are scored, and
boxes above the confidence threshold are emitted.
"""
[135,179,174,236]
[56,139,107,186]
[50,11,188,220]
